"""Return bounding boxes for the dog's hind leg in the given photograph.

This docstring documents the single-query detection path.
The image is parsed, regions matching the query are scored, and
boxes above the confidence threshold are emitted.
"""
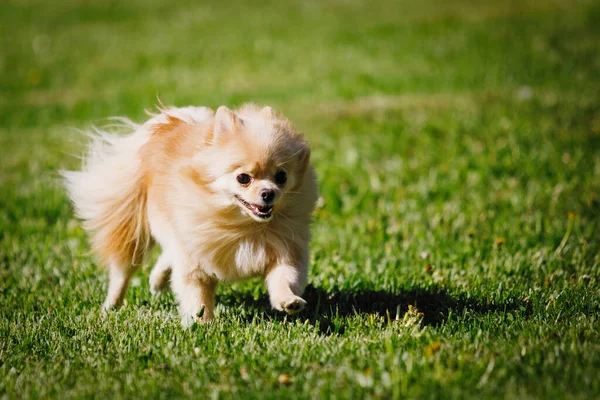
[149,250,172,295]
[103,261,136,311]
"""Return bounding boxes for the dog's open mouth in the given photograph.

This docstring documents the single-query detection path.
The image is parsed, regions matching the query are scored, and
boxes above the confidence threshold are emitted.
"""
[236,196,273,220]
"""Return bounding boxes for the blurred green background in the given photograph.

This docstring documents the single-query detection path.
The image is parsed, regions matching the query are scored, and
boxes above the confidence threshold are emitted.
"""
[1,0,599,398]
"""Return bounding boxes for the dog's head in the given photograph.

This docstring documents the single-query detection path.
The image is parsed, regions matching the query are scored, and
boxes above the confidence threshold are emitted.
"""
[190,105,311,223]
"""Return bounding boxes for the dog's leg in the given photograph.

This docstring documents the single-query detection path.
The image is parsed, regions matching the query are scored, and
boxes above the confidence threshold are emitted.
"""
[265,263,307,314]
[149,250,172,295]
[171,264,217,327]
[102,262,135,311]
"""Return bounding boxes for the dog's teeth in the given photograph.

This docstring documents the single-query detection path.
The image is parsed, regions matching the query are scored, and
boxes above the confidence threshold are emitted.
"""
[236,195,273,219]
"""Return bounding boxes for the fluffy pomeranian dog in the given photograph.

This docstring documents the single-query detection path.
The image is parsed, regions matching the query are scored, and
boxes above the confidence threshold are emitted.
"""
[64,104,318,325]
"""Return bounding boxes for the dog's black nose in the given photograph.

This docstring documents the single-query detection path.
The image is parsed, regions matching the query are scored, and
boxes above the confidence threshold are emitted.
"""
[260,189,276,204]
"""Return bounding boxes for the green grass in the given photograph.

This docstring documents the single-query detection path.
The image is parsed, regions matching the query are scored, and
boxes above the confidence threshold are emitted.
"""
[2,0,600,398]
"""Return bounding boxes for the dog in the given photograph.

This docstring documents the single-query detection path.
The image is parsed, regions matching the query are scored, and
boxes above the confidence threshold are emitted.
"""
[63,104,318,326]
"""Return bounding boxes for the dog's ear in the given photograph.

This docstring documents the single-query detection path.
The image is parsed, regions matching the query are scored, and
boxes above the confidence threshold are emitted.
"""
[260,106,274,119]
[213,106,242,142]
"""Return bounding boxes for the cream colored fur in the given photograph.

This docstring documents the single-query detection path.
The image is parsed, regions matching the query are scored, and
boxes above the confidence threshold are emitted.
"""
[64,104,318,326]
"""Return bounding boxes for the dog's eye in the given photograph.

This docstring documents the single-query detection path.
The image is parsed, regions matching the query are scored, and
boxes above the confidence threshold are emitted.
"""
[236,173,252,185]
[274,169,287,185]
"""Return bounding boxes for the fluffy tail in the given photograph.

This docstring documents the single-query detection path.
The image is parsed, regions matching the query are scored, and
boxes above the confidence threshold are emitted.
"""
[63,120,153,266]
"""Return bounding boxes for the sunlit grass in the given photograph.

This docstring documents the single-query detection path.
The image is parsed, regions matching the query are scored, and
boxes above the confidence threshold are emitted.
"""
[1,0,599,398]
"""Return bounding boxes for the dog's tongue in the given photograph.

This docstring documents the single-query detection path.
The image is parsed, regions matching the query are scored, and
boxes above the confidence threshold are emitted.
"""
[247,203,271,214]
[257,205,271,213]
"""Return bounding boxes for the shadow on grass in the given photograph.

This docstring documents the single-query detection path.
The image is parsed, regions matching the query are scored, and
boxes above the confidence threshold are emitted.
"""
[221,284,526,336]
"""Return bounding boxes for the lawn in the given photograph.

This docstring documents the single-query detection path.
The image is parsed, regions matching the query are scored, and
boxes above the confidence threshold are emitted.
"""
[1,0,600,398]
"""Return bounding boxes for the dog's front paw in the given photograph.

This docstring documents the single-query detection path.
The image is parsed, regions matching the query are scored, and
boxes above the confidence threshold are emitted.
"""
[280,296,307,314]
[180,306,214,328]
[181,314,199,328]
[102,297,122,313]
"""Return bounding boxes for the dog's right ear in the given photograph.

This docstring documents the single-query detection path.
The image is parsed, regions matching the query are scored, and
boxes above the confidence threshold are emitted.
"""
[260,106,274,119]
[212,106,242,142]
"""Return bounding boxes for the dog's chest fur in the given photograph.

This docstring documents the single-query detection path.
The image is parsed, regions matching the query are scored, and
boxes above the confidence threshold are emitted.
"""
[194,232,274,282]
[234,238,271,274]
